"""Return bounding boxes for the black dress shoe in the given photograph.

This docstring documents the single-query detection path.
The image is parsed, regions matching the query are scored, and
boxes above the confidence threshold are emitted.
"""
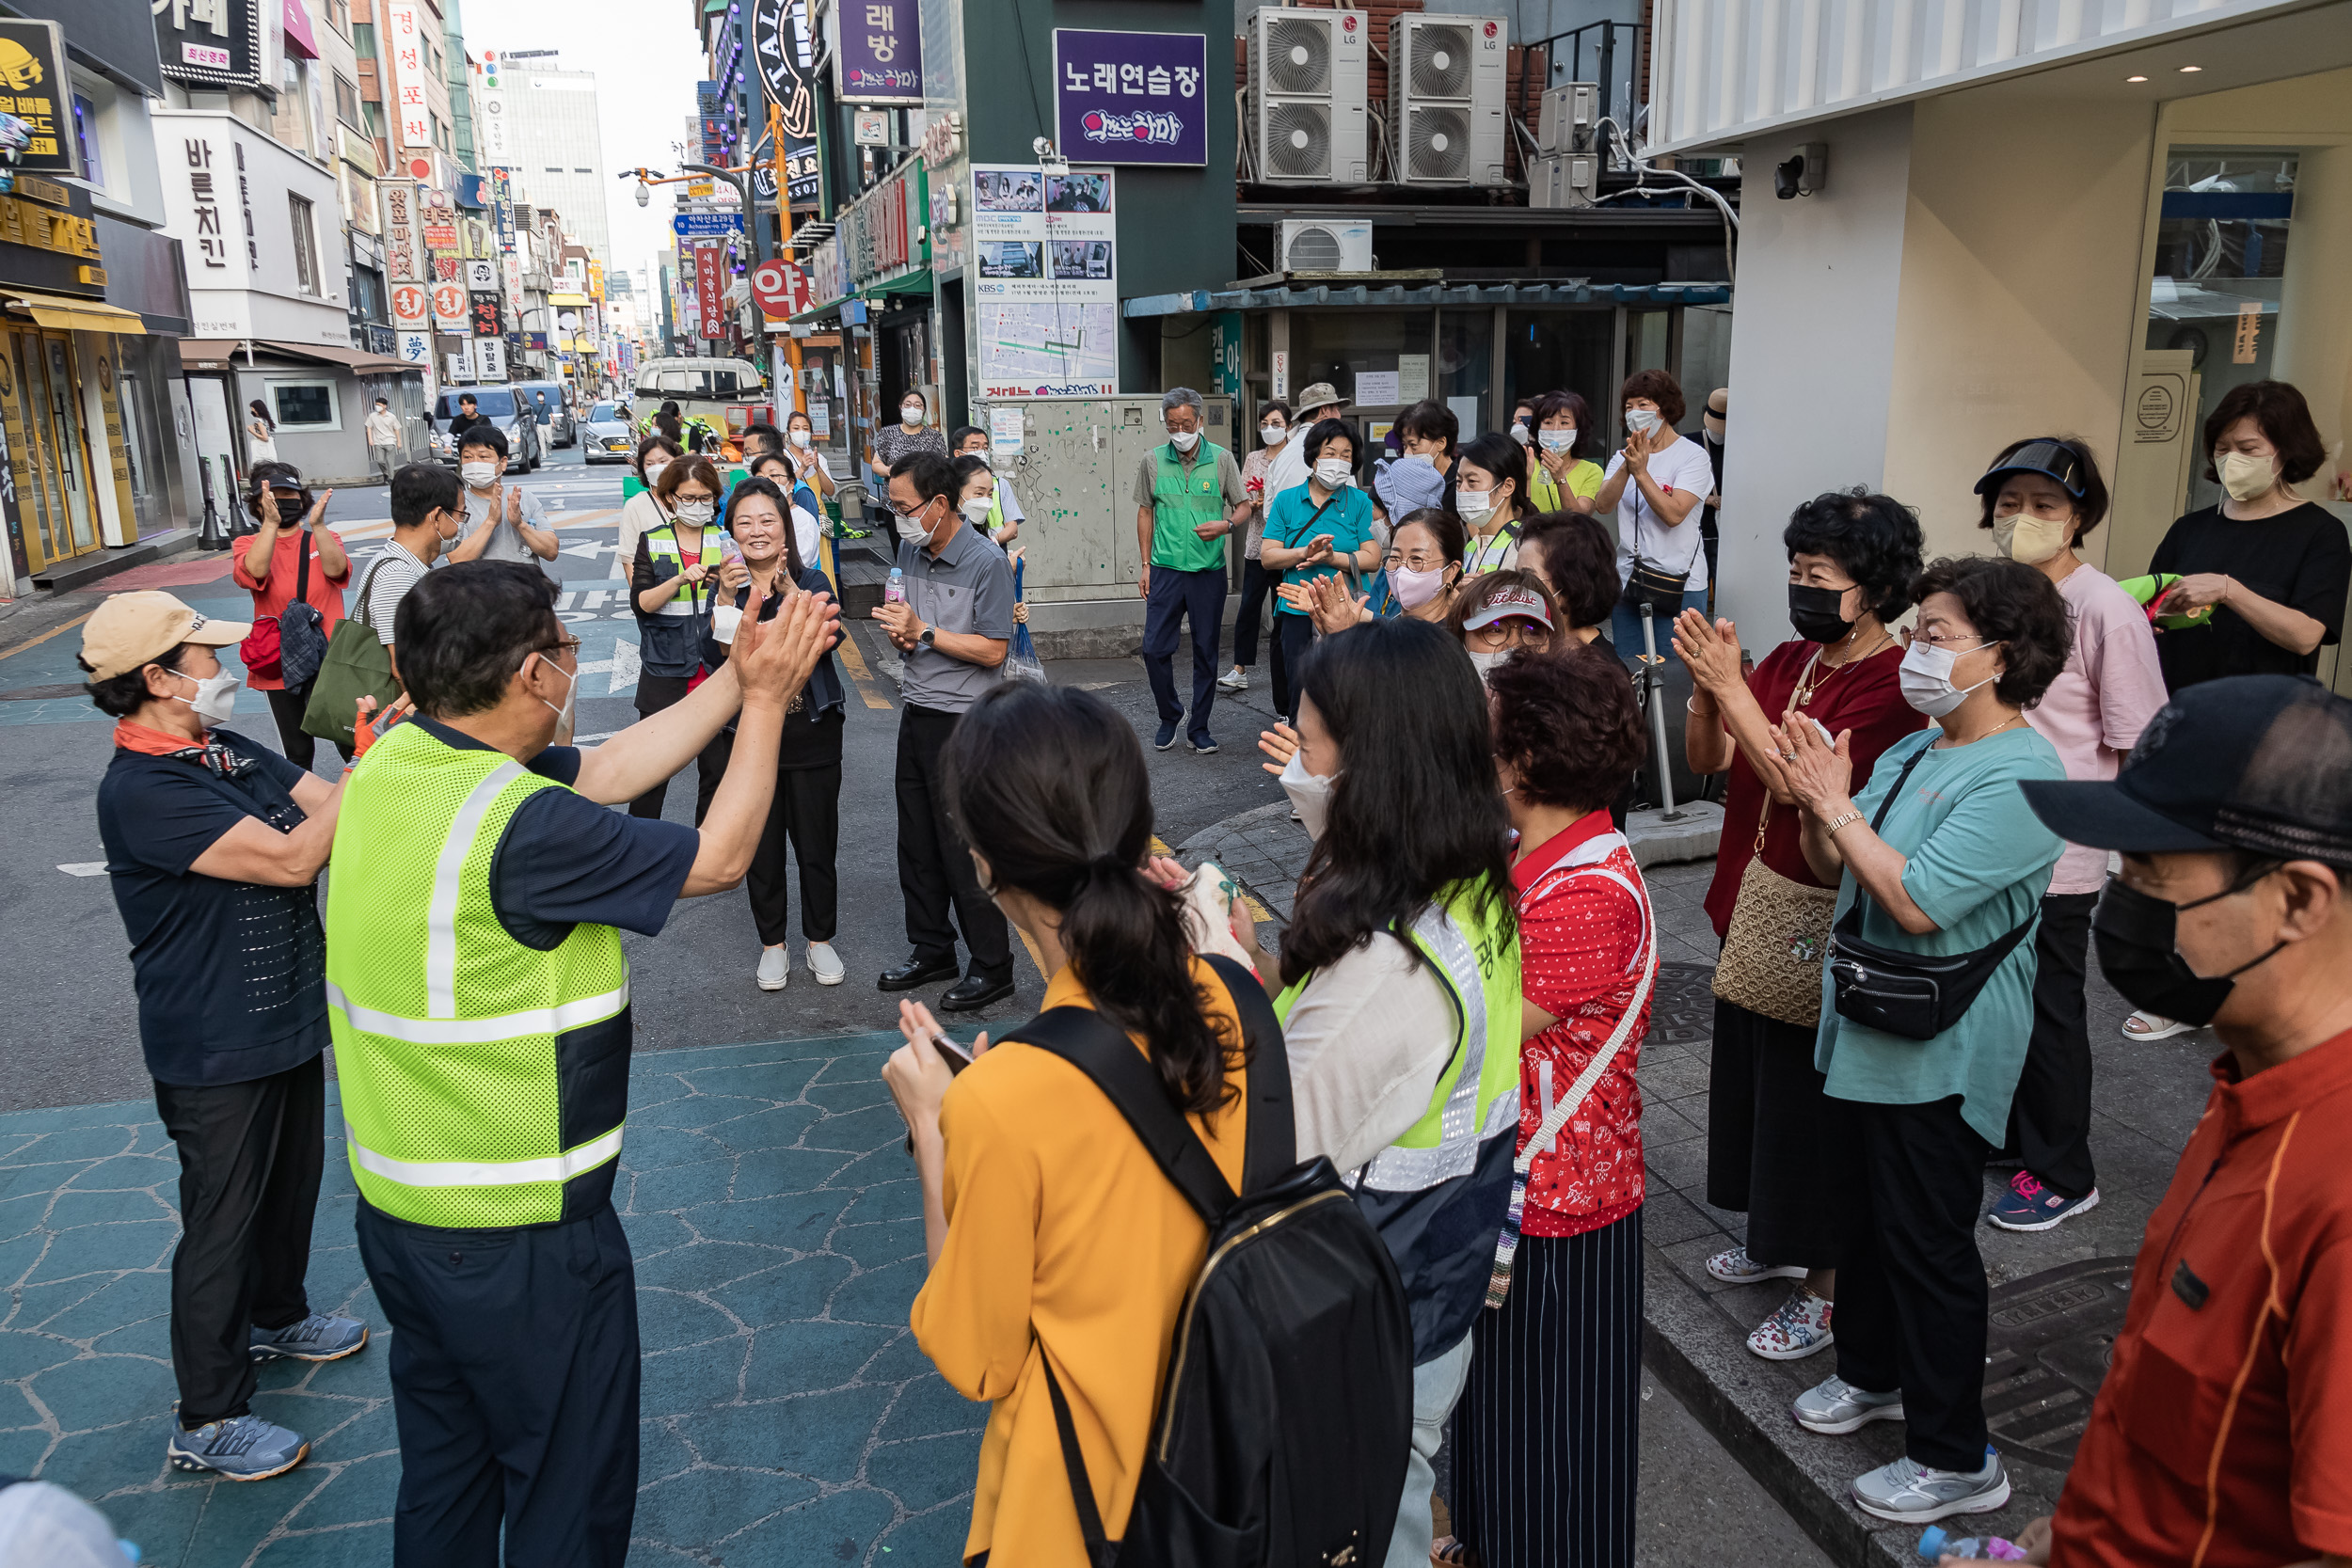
[937,973,1016,1013]
[878,955,961,991]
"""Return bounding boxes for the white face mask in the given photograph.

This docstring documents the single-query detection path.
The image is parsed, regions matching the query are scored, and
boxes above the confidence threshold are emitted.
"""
[1261,423,1286,447]
[1465,647,1505,685]
[1508,422,1533,447]
[1313,458,1353,488]
[675,499,717,527]
[1279,748,1336,842]
[174,669,243,729]
[1169,429,1200,452]
[644,462,670,488]
[1538,429,1575,452]
[900,404,925,427]
[898,498,946,548]
[2218,450,2279,502]
[1994,513,2072,565]
[961,495,993,524]
[1899,638,2000,720]
[1455,488,1494,524]
[789,428,812,449]
[1626,408,1663,436]
[461,461,498,488]
[535,653,577,743]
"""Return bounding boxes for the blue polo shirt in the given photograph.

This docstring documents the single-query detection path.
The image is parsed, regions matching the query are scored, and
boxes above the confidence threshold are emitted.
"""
[1263,483,1376,616]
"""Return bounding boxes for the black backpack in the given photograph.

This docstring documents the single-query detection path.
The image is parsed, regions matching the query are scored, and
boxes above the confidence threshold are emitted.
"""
[1001,954,1414,1568]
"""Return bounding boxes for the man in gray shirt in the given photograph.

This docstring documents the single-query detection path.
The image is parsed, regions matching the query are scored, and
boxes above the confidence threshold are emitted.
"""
[871,448,1015,1012]
[455,426,559,570]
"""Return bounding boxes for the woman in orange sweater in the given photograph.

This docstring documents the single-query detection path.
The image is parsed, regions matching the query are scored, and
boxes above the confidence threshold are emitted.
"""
[882,683,1253,1566]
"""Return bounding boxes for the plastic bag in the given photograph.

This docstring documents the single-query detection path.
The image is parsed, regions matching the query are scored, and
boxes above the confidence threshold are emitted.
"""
[1005,551,1047,685]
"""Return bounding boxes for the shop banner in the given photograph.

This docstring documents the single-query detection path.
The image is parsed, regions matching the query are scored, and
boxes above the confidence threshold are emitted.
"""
[153,0,265,89]
[476,336,507,380]
[391,279,428,331]
[431,280,467,328]
[694,243,724,340]
[469,291,503,337]
[835,0,920,104]
[0,22,74,175]
[1054,30,1208,166]
[751,0,823,209]
[971,163,1117,399]
[383,0,431,150]
[488,165,515,253]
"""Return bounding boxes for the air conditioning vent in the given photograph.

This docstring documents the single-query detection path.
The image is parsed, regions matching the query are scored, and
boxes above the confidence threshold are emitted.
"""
[1406,106,1472,182]
[1286,225,1345,270]
[1263,17,1332,95]
[1407,24,1473,99]
[1263,101,1333,181]
[1279,218,1374,272]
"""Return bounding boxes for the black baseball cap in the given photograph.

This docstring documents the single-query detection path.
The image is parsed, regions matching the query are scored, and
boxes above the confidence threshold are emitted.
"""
[2021,675,2352,863]
[1973,438,2088,498]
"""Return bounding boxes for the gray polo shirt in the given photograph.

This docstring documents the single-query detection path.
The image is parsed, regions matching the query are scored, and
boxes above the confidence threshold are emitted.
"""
[896,520,1016,713]
[459,482,553,569]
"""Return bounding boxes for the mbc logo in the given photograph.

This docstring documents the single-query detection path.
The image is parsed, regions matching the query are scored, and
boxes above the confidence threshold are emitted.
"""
[1079,108,1184,146]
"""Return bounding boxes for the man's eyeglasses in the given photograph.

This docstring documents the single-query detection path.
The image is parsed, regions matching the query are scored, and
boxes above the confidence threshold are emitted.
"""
[538,636,583,659]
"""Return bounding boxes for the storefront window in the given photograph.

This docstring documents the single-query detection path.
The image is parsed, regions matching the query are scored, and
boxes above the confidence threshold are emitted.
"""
[270,380,339,430]
[1505,309,1613,436]
[1290,310,1436,436]
[1438,309,1492,436]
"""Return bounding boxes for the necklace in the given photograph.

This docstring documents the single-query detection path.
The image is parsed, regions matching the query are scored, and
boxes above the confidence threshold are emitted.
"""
[1793,628,1891,707]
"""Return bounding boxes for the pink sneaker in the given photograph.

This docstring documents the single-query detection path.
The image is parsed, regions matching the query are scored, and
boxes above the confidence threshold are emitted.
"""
[1747,1288,1835,1361]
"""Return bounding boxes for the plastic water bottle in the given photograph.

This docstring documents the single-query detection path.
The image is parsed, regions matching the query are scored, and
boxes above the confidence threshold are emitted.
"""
[883,566,906,606]
[1917,1525,2028,1560]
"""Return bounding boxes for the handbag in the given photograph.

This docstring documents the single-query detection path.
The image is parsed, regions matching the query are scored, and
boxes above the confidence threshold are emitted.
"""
[301,554,405,749]
[237,538,310,683]
[1711,798,1838,1027]
[1827,744,2041,1041]
[1618,482,1704,615]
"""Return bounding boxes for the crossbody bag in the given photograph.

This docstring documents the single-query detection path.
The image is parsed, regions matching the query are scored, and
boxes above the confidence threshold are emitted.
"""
[1620,470,1705,614]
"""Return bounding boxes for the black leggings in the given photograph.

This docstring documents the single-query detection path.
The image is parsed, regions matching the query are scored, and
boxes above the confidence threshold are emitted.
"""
[263,684,352,775]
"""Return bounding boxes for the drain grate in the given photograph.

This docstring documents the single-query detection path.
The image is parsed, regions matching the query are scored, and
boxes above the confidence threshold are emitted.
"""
[1982,1256,2134,1469]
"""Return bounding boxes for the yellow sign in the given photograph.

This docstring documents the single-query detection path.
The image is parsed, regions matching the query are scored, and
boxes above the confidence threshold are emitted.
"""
[0,194,99,260]
[688,181,715,198]
[75,263,103,286]
[12,174,67,209]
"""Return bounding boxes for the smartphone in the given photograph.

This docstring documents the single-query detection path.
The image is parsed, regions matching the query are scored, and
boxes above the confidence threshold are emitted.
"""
[930,1031,976,1074]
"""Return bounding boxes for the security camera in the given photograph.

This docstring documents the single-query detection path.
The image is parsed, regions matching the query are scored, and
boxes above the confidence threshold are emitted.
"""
[634,182,649,208]
[1032,135,1070,177]
[1774,143,1826,199]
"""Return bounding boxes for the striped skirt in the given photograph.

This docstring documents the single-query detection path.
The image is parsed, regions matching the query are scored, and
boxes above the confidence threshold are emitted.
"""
[1450,1207,1644,1568]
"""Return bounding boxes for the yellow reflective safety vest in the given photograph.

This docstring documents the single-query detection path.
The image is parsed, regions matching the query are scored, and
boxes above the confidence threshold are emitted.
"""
[326,720,631,1228]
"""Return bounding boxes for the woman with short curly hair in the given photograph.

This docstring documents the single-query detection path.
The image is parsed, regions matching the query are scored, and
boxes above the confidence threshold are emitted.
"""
[1767,553,2073,1525]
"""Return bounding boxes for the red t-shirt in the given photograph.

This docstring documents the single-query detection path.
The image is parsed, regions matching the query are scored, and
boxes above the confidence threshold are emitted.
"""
[230,529,350,692]
[2051,1032,2352,1567]
[1510,811,1652,1238]
[1700,637,1924,939]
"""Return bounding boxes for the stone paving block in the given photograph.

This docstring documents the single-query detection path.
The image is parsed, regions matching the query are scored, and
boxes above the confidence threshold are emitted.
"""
[874,1374,987,1445]
[0,1424,51,1475]
[872,1494,980,1559]
[680,1383,894,1480]
[23,1219,177,1281]
[742,1321,906,1401]
[621,1211,700,1258]
[869,1428,993,1515]
[282,1450,400,1528]
[0,1189,52,1242]
[680,1189,854,1249]
[828,1221,921,1271]
[718,1483,901,1565]
[618,1122,737,1174]
[634,1238,802,1295]
[733,1146,860,1201]
[632,1464,822,1555]
[824,1257,930,1329]
[637,1291,741,1354]
[835,1180,923,1229]
[642,1336,752,1414]
[709,1253,858,1331]
[247,1522,394,1566]
[632,1093,783,1133]
[25,1353,179,1433]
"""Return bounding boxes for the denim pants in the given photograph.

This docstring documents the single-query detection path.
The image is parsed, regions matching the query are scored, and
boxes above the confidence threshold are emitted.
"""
[1385,1329,1474,1568]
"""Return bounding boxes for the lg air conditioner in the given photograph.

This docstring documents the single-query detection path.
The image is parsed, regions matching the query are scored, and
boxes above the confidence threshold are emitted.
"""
[1388,13,1509,188]
[1279,218,1374,273]
[1249,7,1370,185]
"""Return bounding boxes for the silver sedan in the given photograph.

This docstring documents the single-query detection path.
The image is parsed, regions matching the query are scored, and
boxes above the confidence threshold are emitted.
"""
[580,401,638,465]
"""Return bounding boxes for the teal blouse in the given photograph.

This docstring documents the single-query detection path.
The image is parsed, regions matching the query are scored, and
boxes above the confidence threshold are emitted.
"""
[1813,724,2067,1143]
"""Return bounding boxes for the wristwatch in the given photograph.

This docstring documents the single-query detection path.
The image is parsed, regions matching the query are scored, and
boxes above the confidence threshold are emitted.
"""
[918,625,937,649]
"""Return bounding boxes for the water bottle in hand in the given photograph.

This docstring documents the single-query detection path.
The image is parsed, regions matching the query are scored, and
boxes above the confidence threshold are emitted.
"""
[1917,1526,2027,1561]
[883,566,907,606]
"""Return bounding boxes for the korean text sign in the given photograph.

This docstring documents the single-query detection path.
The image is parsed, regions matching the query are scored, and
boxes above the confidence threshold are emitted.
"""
[835,0,919,104]
[0,21,75,174]
[1054,30,1207,166]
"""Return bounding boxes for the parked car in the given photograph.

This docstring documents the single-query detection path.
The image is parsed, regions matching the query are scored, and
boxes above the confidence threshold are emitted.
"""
[514,379,576,449]
[580,401,637,465]
[429,386,544,471]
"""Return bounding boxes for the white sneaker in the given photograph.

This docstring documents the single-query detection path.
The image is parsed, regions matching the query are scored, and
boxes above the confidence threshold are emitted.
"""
[755,946,789,991]
[1216,667,1248,692]
[806,942,846,986]
[1705,1245,1808,1286]
[1746,1288,1835,1361]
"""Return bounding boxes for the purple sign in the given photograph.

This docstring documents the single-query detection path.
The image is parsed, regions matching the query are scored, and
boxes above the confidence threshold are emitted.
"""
[1054,29,1209,167]
[836,0,921,103]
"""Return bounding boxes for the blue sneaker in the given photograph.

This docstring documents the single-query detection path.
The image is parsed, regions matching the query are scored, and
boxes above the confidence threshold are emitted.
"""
[1153,720,1179,751]
[167,1413,309,1481]
[1189,732,1218,754]
[1986,1170,2101,1232]
[249,1312,369,1363]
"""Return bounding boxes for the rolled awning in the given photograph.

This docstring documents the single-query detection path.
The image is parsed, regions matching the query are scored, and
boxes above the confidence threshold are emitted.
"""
[6,291,149,335]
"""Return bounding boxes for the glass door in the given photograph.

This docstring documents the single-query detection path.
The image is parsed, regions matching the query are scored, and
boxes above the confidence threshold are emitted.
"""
[32,334,96,554]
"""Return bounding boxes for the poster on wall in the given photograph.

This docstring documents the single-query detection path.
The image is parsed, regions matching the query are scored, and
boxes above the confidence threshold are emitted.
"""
[971,164,1117,399]
[1053,30,1208,167]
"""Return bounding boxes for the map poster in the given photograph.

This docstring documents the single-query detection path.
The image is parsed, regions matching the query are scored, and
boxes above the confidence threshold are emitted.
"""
[972,164,1117,399]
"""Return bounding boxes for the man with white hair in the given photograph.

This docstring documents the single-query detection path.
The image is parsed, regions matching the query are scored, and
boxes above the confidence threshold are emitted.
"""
[1133,387,1249,753]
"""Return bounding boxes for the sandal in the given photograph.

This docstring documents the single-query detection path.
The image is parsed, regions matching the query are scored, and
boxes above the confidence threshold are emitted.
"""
[1432,1537,1478,1567]
[2122,1009,2195,1041]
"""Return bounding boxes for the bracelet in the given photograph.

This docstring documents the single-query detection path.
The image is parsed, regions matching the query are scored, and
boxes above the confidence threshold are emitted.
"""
[1686,696,1717,717]
[1822,810,1863,837]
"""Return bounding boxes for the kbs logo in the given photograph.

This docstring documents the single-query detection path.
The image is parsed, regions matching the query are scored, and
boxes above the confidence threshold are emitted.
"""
[1079,107,1184,146]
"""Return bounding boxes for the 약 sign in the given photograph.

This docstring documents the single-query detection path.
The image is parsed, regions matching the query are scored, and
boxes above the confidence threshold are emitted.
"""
[1053,30,1208,167]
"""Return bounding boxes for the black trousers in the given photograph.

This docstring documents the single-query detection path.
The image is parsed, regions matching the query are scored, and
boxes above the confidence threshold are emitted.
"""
[628,673,729,822]
[1275,612,1315,723]
[896,702,1011,979]
[153,1053,324,1428]
[356,1201,640,1568]
[1830,1095,1993,1472]
[1705,996,1846,1269]
[751,764,842,943]
[262,685,352,775]
[1453,1209,1644,1568]
[2004,891,2098,1198]
[1141,564,1227,739]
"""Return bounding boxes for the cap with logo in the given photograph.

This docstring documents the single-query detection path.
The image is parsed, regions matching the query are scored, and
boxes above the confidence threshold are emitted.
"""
[1973,438,2088,499]
[1461,585,1556,633]
[2020,675,2352,864]
[79,591,251,683]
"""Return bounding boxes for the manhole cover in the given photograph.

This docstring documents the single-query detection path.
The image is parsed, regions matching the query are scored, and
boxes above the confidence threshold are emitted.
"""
[1646,962,1717,1047]
[1983,1256,2134,1469]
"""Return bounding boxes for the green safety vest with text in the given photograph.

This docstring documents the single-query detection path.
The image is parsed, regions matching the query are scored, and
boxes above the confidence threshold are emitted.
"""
[1275,881,1522,1361]
[326,721,631,1229]
[1152,441,1228,572]
[635,522,715,678]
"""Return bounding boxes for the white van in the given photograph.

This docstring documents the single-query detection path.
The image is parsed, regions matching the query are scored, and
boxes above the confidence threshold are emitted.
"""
[631,356,768,444]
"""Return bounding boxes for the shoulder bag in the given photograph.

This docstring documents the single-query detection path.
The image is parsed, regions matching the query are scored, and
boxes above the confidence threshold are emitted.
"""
[1826,743,2041,1041]
[1711,795,1838,1027]
[301,553,405,748]
[1619,462,1705,615]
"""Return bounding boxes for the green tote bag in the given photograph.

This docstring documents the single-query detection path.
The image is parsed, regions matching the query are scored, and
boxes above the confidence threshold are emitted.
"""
[302,554,405,749]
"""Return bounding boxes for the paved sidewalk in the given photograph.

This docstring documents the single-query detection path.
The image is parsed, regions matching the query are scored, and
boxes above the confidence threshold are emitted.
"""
[0,1033,984,1568]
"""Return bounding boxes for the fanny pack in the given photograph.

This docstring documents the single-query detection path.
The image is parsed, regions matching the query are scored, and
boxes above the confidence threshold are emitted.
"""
[1826,744,2039,1041]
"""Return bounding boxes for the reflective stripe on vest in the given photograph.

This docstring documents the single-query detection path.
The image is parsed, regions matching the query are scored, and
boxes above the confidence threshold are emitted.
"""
[344,1120,625,1189]
[642,527,708,618]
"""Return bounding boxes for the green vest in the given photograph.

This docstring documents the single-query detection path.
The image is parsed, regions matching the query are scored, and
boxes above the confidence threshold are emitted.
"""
[326,721,631,1228]
[1151,441,1228,572]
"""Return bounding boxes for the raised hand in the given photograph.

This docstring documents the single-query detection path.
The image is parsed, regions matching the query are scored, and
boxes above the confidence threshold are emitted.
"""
[1258,721,1300,778]
[1671,609,1742,693]
[735,579,839,710]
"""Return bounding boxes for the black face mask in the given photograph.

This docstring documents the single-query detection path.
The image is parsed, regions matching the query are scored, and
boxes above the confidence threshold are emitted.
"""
[1788,583,1856,644]
[2092,868,2287,1027]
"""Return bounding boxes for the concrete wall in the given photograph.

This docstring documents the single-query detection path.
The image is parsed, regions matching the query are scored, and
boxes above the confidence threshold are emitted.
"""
[1713,103,1914,649]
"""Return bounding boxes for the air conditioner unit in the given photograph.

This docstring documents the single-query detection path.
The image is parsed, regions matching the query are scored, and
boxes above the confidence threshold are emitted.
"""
[1529,152,1598,209]
[1249,7,1371,185]
[1279,218,1374,273]
[1536,82,1598,155]
[1388,13,1509,188]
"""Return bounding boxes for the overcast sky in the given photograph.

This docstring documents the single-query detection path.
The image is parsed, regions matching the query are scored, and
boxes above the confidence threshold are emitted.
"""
[458,0,707,288]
